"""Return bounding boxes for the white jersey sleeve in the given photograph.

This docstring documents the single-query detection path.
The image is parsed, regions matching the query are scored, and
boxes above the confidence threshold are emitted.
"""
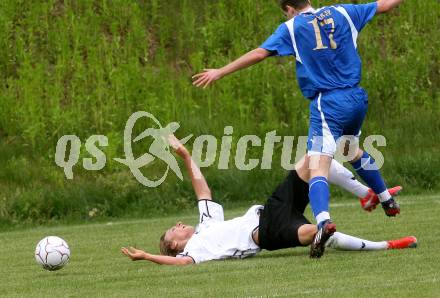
[176,245,207,264]
[198,199,224,224]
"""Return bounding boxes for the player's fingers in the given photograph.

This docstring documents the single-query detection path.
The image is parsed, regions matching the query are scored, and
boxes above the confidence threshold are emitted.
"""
[193,78,205,86]
[193,75,207,85]
[192,72,206,79]
[195,74,210,82]
[202,78,211,88]
[203,78,213,89]
[195,77,210,88]
[125,250,135,258]
[200,79,211,88]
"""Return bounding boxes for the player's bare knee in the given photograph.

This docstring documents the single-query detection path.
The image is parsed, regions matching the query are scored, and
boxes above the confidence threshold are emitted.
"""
[298,224,317,246]
[349,148,364,163]
[295,156,310,181]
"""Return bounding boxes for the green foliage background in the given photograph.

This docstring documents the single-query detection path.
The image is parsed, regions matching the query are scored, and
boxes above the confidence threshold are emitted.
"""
[0,0,439,226]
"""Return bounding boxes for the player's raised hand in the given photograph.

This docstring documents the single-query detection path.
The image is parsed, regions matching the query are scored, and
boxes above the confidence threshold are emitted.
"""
[192,69,224,89]
[121,247,149,261]
[167,134,189,158]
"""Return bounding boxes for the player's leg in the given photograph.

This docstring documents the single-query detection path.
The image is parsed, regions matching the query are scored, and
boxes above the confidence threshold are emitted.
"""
[308,154,333,225]
[328,158,369,199]
[326,232,417,251]
[258,171,313,251]
[341,87,400,217]
[297,156,400,211]
[328,159,403,211]
[302,154,362,197]
[349,148,400,216]
[307,94,340,226]
[307,93,341,258]
[297,224,317,245]
[308,158,337,259]
[297,227,417,250]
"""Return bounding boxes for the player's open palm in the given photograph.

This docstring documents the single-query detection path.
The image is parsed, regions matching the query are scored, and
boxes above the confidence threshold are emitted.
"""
[121,247,148,261]
[192,69,223,88]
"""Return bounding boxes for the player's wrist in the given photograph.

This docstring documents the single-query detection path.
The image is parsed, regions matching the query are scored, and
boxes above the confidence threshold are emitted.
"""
[218,67,227,78]
[177,147,190,158]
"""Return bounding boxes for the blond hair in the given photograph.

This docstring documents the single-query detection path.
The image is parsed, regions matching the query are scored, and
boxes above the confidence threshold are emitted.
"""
[159,233,180,257]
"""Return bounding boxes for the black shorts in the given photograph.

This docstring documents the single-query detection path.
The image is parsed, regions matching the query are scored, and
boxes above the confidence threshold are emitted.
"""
[258,170,311,251]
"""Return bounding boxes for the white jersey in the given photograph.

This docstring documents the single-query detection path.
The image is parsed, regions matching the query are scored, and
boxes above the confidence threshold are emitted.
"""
[176,200,263,264]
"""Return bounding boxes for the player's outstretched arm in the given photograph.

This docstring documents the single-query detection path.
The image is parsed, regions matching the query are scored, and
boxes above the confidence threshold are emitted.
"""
[121,247,193,265]
[168,135,212,200]
[376,0,404,14]
[192,48,271,89]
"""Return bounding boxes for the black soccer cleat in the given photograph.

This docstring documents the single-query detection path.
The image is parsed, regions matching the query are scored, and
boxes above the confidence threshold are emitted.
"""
[310,220,337,259]
[381,198,400,217]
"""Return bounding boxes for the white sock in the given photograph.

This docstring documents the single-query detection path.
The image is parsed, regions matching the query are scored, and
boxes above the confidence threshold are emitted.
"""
[316,211,330,225]
[328,160,369,198]
[326,232,388,251]
[378,190,392,202]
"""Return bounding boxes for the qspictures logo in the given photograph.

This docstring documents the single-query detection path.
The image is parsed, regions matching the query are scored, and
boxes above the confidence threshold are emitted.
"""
[55,111,387,187]
[113,111,192,187]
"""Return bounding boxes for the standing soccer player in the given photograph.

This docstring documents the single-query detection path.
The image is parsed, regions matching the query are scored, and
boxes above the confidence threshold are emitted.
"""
[192,0,404,258]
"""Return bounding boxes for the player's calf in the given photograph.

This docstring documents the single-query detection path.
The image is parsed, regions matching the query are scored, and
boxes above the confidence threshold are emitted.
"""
[350,150,402,216]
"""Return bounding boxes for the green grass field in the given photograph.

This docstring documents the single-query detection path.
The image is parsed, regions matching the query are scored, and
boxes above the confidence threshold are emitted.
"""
[1,194,439,297]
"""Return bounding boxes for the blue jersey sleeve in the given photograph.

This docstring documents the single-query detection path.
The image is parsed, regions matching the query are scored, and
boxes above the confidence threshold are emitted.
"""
[340,2,378,32]
[259,24,294,57]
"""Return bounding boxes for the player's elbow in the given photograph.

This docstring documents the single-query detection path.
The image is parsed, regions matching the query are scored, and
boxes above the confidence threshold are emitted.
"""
[254,48,270,61]
[177,257,194,265]
[197,191,212,201]
[376,0,402,14]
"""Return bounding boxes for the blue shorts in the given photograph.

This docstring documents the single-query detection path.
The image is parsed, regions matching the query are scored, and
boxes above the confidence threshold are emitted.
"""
[307,87,369,156]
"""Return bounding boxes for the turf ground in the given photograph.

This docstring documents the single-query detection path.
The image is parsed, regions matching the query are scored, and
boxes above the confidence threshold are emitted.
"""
[1,194,439,298]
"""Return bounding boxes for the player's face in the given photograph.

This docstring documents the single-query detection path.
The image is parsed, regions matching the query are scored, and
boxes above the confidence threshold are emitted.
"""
[165,222,195,242]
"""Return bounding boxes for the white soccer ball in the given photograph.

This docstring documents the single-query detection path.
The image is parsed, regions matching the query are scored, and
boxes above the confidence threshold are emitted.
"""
[35,236,70,271]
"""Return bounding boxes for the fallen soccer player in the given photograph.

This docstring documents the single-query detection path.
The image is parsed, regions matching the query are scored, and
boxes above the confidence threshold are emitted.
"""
[121,135,416,265]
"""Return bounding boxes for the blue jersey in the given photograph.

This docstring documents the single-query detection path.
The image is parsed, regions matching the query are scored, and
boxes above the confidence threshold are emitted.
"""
[260,3,377,99]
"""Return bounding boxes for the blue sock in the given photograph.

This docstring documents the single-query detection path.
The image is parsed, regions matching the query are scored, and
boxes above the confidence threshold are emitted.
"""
[350,151,387,195]
[309,176,330,224]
